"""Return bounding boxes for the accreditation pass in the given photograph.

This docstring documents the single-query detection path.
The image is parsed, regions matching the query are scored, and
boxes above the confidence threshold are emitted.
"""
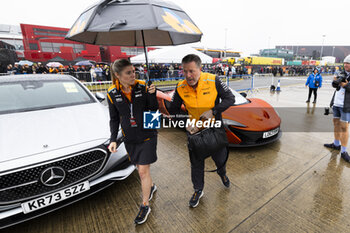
[21,181,90,214]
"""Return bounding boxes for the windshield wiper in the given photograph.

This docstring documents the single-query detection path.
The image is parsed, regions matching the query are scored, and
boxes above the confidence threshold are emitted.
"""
[0,106,58,114]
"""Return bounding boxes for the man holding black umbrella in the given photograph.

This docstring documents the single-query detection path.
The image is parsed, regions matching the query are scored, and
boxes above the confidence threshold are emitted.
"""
[169,54,235,208]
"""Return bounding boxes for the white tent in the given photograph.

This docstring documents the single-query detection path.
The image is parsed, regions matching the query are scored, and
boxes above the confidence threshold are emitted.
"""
[130,45,213,64]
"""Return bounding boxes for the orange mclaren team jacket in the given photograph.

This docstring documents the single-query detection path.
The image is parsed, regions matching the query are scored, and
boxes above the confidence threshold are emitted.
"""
[168,72,235,121]
[107,79,158,144]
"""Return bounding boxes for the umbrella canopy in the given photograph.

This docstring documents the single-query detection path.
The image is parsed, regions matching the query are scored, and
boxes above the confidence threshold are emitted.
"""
[18,60,33,66]
[75,60,94,66]
[46,62,63,67]
[66,0,202,46]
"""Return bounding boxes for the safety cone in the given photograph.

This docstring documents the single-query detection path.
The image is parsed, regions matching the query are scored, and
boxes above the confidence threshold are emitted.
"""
[276,79,281,92]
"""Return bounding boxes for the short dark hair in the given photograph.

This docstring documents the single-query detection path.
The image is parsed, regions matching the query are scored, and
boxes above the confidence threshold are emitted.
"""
[182,54,202,68]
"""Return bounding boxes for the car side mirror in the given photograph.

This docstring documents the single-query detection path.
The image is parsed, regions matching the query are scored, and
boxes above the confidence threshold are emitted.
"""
[240,92,247,98]
[95,92,106,102]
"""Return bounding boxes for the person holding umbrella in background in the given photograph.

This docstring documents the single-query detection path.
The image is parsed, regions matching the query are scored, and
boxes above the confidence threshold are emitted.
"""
[107,59,158,225]
[305,68,322,103]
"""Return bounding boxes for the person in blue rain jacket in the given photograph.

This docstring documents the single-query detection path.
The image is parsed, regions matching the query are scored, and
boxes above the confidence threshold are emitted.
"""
[305,68,323,103]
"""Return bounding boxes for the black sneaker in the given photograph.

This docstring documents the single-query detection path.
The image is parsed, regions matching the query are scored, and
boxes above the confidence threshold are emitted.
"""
[189,190,203,208]
[149,184,157,201]
[324,143,341,150]
[341,152,350,163]
[312,100,316,104]
[306,100,310,103]
[220,174,230,188]
[134,205,151,225]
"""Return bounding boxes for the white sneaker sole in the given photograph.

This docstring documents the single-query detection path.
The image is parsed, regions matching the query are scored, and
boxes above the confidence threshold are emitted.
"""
[135,207,151,225]
[189,191,204,208]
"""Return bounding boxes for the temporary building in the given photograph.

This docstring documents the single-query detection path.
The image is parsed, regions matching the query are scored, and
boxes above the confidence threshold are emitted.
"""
[130,45,213,64]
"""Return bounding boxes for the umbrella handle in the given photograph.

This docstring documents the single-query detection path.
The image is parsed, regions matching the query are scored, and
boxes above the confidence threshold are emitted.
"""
[109,20,127,30]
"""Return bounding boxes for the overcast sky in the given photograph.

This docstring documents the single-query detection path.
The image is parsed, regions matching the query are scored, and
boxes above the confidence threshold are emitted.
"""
[2,0,349,55]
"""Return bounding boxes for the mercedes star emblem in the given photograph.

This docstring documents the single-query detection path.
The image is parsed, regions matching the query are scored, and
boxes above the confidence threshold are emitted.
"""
[40,167,66,187]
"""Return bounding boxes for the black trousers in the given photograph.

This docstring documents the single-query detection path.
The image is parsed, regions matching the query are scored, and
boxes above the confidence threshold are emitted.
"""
[189,146,227,190]
[307,87,318,101]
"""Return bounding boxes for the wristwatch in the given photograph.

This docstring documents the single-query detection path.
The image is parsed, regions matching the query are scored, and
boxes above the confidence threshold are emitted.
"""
[212,108,218,116]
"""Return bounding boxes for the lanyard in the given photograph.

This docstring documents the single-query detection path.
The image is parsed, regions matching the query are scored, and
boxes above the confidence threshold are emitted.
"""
[130,103,134,118]
[124,91,133,118]
[127,95,137,127]
[121,85,133,118]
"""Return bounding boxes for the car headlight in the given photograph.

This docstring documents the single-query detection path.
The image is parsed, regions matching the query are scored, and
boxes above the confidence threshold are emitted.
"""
[103,139,111,152]
[116,130,125,147]
[103,139,111,147]
[222,118,247,128]
[103,129,124,150]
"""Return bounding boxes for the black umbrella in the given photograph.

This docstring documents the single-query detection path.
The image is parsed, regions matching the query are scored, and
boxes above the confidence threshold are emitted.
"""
[65,0,202,80]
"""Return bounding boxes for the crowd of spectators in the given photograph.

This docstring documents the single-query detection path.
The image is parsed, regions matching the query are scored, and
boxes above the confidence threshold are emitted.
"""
[2,61,343,82]
[3,62,111,82]
[135,63,248,80]
[251,65,341,76]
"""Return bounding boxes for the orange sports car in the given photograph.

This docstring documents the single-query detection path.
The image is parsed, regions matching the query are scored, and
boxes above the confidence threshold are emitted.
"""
[156,87,281,147]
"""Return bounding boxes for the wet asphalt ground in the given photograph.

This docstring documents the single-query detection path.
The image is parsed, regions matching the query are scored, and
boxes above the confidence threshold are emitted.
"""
[5,75,350,233]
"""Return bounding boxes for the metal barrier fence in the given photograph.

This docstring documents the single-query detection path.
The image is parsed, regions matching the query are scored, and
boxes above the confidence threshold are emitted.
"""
[227,74,254,92]
[0,68,339,78]
[83,81,112,93]
[0,71,254,93]
[239,73,334,91]
[2,71,333,94]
